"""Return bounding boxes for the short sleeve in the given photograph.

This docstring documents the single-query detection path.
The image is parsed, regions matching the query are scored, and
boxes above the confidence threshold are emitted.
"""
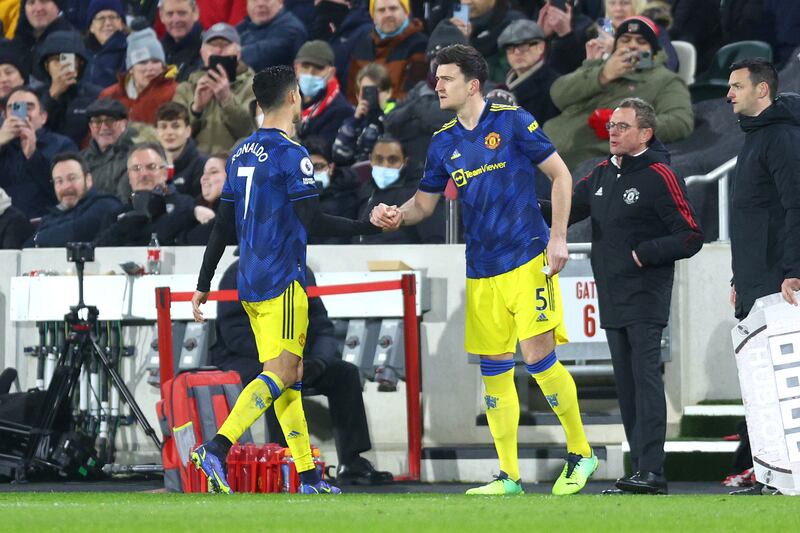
[282,145,320,202]
[419,137,449,193]
[514,108,556,165]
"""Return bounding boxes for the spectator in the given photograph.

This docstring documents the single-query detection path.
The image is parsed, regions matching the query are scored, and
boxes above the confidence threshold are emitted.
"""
[173,22,256,155]
[212,261,395,485]
[543,16,692,169]
[669,0,721,75]
[383,19,462,165]
[0,187,35,248]
[0,41,30,102]
[94,142,195,246]
[12,0,75,80]
[346,0,428,101]
[760,0,800,69]
[0,86,76,218]
[81,98,139,200]
[237,0,308,72]
[37,30,102,147]
[27,151,121,247]
[720,0,763,47]
[333,62,395,165]
[535,0,593,75]
[83,0,128,90]
[305,135,360,244]
[449,0,523,83]
[160,0,204,82]
[151,101,208,197]
[355,135,445,244]
[125,0,159,25]
[295,40,353,145]
[313,0,372,87]
[178,152,231,245]
[497,19,559,123]
[99,28,177,124]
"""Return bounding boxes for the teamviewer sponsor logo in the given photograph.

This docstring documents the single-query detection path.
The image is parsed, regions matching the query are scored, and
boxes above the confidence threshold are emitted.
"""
[451,161,507,188]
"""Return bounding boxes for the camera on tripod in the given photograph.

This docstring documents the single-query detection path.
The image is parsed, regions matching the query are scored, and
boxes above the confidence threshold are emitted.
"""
[66,242,94,264]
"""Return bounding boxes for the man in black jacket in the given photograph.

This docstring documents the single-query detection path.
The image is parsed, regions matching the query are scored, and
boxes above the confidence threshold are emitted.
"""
[567,97,703,494]
[211,260,394,485]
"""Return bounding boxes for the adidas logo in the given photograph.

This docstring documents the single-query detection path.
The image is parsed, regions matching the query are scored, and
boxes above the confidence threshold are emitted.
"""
[595,187,603,196]
[286,430,302,439]
[451,149,461,160]
[536,313,548,322]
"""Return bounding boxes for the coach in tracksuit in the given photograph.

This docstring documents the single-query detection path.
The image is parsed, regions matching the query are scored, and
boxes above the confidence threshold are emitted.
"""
[569,97,703,494]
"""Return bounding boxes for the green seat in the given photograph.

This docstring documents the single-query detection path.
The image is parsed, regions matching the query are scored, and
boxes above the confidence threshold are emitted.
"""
[690,40,774,102]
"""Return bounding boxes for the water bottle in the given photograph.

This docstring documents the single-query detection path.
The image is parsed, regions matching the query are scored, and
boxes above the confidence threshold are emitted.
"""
[147,233,161,274]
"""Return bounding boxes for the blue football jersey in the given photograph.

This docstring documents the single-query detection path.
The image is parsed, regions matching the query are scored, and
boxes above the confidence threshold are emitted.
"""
[222,128,319,301]
[419,102,556,279]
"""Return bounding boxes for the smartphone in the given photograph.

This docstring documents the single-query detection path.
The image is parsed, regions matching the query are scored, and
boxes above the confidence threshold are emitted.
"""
[453,4,470,24]
[59,52,76,72]
[362,85,379,111]
[636,50,654,70]
[208,55,237,82]
[549,0,568,10]
[10,101,27,120]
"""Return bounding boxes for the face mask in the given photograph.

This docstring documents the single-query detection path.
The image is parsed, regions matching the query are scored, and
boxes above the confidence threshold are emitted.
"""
[314,170,330,189]
[298,74,326,98]
[372,166,401,189]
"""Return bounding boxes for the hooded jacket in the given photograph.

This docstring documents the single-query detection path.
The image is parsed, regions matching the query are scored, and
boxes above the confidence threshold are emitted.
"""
[84,30,127,90]
[237,8,308,72]
[37,30,103,146]
[28,187,122,247]
[568,141,703,328]
[12,11,75,80]
[731,93,800,318]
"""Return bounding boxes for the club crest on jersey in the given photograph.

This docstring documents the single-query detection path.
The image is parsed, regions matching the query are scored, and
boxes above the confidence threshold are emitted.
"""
[623,188,640,205]
[484,132,501,149]
[298,333,306,347]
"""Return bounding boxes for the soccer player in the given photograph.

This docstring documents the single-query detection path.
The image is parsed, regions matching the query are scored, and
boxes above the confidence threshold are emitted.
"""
[371,44,597,495]
[190,65,381,495]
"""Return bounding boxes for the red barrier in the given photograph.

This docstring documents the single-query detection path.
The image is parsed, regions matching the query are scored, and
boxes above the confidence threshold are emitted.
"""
[154,275,422,481]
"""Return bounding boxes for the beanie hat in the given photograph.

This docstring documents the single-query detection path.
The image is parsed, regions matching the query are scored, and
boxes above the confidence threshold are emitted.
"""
[126,28,165,70]
[0,41,30,83]
[86,0,125,28]
[614,16,660,52]
[369,0,410,16]
[426,19,468,60]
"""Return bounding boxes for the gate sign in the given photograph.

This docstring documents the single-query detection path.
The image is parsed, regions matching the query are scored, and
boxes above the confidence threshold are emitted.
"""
[560,277,606,343]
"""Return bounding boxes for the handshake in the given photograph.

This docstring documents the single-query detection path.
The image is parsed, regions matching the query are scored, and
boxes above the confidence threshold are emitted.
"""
[369,203,403,232]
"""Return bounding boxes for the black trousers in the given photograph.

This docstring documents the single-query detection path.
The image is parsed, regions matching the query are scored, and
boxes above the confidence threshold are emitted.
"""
[218,356,372,465]
[605,323,666,474]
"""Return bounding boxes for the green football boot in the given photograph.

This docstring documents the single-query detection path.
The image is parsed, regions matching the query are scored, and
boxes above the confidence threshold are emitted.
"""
[552,451,599,495]
[466,472,524,495]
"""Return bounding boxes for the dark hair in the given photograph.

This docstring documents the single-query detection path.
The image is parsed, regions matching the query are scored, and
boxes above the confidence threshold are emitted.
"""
[51,151,90,176]
[5,85,42,107]
[730,57,778,100]
[374,134,405,155]
[156,101,191,124]
[303,136,331,162]
[129,141,167,163]
[252,65,297,112]
[434,44,488,86]
[618,97,656,133]
[357,63,392,93]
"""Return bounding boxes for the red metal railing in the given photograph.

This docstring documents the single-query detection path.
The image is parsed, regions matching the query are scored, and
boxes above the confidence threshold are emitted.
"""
[154,274,422,481]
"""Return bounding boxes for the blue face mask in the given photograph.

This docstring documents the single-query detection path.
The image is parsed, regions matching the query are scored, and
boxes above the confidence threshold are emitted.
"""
[372,166,401,189]
[298,74,326,98]
[375,17,410,40]
[314,170,330,189]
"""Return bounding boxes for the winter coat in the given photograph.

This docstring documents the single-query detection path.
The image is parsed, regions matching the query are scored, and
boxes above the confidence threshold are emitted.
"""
[93,185,195,246]
[237,9,308,72]
[298,88,354,147]
[36,30,103,147]
[309,167,361,245]
[328,6,373,88]
[760,0,800,68]
[332,101,396,166]
[544,54,693,170]
[568,142,703,328]
[173,62,256,155]
[730,93,800,319]
[468,0,524,83]
[118,138,208,199]
[28,188,122,247]
[80,125,139,201]
[669,0,722,74]
[547,11,593,75]
[346,19,428,102]
[0,128,76,218]
[0,188,33,248]
[99,70,178,125]
[84,30,127,90]
[161,22,204,83]
[12,13,74,81]
[506,63,560,125]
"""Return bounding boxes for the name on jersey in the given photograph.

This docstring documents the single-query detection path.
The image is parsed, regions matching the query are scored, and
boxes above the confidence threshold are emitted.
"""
[232,141,269,163]
[451,161,507,187]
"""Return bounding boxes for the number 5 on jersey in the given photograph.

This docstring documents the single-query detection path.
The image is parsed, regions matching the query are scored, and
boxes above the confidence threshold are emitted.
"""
[238,166,255,219]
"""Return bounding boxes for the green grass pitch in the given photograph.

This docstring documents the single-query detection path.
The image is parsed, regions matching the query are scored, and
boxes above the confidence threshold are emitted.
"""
[1,493,798,532]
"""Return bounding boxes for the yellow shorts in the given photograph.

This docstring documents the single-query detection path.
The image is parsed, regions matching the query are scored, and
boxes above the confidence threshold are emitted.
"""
[464,253,568,355]
[241,280,309,362]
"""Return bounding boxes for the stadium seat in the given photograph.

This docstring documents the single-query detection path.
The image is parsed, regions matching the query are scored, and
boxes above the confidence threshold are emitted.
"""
[690,40,773,102]
[672,41,697,85]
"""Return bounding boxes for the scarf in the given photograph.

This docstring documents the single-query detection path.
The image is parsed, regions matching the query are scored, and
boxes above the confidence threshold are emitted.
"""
[301,77,341,123]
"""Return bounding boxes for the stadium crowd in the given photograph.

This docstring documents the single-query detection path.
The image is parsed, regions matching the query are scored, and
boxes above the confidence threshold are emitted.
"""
[0,0,796,249]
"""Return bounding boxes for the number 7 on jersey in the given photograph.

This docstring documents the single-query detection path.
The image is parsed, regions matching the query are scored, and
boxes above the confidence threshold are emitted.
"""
[238,166,255,219]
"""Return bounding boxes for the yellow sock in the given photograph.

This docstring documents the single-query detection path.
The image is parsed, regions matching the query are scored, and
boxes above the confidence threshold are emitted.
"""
[528,353,592,457]
[218,371,284,444]
[481,359,520,480]
[273,382,314,473]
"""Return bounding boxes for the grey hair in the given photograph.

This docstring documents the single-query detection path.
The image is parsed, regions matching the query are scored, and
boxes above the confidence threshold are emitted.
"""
[618,97,656,132]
